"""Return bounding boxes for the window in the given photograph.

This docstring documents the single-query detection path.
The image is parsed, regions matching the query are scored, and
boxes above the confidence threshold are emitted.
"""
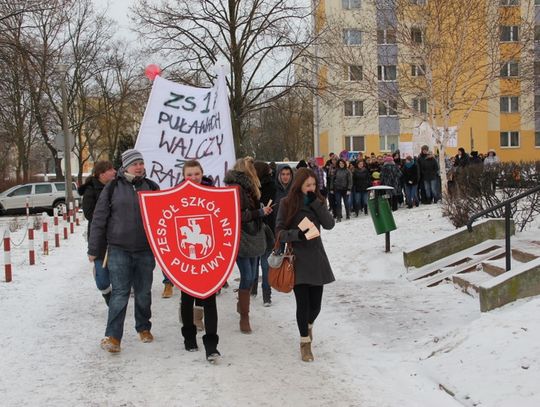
[345,65,363,81]
[535,132,540,147]
[500,96,519,113]
[380,135,399,152]
[500,61,519,77]
[500,131,519,147]
[7,185,32,197]
[411,28,423,44]
[378,65,397,81]
[343,29,362,45]
[412,98,427,113]
[344,100,364,116]
[535,62,540,76]
[377,29,396,45]
[535,95,540,113]
[411,64,426,76]
[535,25,540,41]
[500,0,519,5]
[536,0,540,5]
[500,26,519,42]
[342,0,361,9]
[35,184,53,194]
[378,100,398,116]
[410,0,426,4]
[344,135,365,151]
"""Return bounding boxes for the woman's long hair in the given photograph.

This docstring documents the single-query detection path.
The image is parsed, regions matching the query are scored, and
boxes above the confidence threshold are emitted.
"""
[280,168,324,228]
[233,156,261,200]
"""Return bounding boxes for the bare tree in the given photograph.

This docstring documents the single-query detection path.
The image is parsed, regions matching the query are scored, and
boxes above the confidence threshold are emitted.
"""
[132,0,320,155]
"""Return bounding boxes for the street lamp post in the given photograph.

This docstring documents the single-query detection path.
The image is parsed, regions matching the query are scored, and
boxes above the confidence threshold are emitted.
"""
[57,64,74,211]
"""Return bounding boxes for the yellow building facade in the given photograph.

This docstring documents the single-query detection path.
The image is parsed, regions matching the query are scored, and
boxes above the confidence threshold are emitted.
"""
[315,0,540,162]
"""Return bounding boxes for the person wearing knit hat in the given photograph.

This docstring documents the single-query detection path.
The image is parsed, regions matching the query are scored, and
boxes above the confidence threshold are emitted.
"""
[121,149,144,169]
[88,147,159,353]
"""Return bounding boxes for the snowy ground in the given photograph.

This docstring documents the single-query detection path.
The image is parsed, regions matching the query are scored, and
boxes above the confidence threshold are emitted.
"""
[0,206,539,407]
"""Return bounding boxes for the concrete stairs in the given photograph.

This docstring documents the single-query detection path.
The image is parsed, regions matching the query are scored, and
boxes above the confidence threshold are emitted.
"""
[404,220,540,311]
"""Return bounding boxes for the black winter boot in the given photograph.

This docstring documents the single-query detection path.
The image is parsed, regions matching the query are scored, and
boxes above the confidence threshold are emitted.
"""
[181,325,198,351]
[202,333,221,362]
[262,288,272,307]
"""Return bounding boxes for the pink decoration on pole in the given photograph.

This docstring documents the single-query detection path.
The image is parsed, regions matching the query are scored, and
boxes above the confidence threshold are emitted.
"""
[144,64,161,81]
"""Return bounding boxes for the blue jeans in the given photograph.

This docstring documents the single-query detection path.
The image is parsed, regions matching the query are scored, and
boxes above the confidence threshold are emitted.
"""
[423,179,440,203]
[105,247,155,340]
[255,251,271,290]
[404,184,418,207]
[354,191,368,213]
[94,259,110,293]
[236,256,258,290]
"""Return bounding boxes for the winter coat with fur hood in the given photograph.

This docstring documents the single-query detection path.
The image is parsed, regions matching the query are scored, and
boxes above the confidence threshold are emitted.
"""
[223,170,265,234]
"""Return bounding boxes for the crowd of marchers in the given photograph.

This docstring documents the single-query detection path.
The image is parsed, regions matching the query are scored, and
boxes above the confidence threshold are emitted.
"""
[79,152,335,364]
[77,144,501,364]
[285,146,502,220]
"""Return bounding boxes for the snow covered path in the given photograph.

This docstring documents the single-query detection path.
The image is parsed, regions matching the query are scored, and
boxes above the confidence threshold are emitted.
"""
[0,210,484,406]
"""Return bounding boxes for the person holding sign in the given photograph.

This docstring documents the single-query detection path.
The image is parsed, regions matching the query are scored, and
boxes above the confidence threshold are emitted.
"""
[88,149,159,353]
[224,157,273,333]
[178,160,221,362]
[275,168,335,362]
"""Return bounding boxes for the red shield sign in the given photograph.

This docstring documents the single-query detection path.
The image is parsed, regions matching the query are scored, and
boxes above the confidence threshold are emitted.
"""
[138,180,240,299]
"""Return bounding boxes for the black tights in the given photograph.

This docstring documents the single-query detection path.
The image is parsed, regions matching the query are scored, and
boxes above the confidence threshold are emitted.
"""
[180,291,218,335]
[293,284,323,337]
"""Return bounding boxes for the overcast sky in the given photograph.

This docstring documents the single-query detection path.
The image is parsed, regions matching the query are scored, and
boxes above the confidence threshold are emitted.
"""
[93,0,135,39]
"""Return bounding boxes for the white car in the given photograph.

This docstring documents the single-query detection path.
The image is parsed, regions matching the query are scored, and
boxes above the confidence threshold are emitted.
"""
[0,182,80,215]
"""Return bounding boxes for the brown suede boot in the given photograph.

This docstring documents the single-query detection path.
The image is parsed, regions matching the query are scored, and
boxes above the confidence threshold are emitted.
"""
[162,282,173,298]
[300,336,314,362]
[237,289,252,334]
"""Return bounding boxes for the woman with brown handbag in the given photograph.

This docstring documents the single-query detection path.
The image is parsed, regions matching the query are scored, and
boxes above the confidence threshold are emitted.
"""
[275,168,335,362]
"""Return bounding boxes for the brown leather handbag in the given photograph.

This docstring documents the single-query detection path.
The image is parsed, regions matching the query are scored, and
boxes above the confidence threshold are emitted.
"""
[268,232,295,293]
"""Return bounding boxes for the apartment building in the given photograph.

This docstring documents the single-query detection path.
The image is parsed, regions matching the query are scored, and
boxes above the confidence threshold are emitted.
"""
[314,0,540,161]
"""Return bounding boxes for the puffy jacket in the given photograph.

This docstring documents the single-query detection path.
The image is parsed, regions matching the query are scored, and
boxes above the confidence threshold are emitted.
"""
[333,167,352,191]
[88,171,159,256]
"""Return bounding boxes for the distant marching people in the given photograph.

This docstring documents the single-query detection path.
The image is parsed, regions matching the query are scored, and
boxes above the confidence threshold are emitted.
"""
[352,159,371,216]
[78,160,116,306]
[332,159,352,221]
[380,156,402,211]
[275,168,335,362]
[88,149,159,353]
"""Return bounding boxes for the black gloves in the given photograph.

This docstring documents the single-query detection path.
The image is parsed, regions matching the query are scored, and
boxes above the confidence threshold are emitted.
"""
[306,191,317,204]
[298,228,310,240]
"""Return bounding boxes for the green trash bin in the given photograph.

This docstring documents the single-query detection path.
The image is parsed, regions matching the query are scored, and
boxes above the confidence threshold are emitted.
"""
[367,189,396,235]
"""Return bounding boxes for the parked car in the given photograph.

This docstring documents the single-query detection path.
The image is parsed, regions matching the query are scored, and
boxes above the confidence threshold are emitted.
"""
[0,182,80,216]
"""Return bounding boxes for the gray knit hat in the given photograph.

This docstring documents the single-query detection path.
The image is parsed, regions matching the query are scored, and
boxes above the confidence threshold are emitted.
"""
[121,149,144,168]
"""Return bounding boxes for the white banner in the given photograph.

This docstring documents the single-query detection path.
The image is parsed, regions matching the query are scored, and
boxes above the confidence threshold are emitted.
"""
[412,121,458,154]
[135,72,235,188]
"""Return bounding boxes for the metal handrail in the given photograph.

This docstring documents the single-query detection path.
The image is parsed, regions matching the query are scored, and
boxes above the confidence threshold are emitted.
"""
[467,184,540,271]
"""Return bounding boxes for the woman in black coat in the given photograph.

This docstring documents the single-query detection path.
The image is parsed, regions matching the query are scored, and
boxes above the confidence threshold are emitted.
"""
[275,168,335,362]
[77,160,116,305]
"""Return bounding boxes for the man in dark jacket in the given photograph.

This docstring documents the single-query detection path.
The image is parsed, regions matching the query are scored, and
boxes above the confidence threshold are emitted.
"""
[78,161,116,305]
[419,151,440,204]
[88,149,159,353]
